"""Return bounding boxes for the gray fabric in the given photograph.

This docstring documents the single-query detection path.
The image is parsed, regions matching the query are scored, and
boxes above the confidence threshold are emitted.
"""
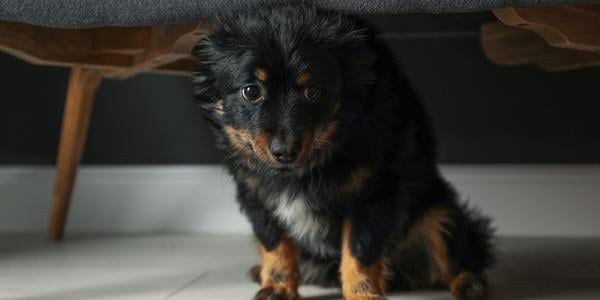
[0,0,597,28]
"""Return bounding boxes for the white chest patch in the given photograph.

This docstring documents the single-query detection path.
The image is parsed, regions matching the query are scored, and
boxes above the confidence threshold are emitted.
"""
[269,190,337,257]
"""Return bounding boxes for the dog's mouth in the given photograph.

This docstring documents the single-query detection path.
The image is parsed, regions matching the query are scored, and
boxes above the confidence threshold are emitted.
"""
[223,121,338,173]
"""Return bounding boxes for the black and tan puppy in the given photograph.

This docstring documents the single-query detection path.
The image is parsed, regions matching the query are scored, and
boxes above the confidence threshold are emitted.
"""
[193,2,495,300]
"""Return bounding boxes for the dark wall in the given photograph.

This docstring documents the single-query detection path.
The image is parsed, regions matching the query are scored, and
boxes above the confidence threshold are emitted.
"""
[1,12,600,165]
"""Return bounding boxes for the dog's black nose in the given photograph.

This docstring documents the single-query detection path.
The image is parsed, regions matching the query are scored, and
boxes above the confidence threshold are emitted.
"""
[269,137,299,164]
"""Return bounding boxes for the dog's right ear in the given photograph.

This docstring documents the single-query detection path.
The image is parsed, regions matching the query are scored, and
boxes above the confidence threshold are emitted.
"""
[192,37,224,121]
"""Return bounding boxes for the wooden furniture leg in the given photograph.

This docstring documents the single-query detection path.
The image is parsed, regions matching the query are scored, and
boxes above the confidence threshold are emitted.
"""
[0,21,214,240]
[48,65,102,241]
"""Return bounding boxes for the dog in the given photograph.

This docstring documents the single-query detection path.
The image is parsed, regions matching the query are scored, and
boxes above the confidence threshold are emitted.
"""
[192,2,495,300]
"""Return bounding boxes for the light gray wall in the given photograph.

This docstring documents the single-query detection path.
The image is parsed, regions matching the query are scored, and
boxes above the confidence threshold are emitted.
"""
[2,165,600,237]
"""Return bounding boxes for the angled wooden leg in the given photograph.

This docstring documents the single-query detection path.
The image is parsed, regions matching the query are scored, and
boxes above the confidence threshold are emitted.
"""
[48,65,102,241]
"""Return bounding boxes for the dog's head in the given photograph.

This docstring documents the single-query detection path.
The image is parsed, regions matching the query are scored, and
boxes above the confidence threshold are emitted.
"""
[193,3,375,174]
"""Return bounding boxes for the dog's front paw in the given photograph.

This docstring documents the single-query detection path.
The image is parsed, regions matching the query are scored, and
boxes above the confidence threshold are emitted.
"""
[253,286,299,300]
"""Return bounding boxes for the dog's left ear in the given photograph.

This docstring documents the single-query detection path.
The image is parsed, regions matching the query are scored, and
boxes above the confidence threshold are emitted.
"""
[192,37,224,122]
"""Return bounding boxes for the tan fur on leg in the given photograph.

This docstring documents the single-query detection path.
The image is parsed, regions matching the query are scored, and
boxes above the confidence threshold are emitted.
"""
[448,271,486,300]
[340,220,387,300]
[415,208,454,284]
[256,238,300,299]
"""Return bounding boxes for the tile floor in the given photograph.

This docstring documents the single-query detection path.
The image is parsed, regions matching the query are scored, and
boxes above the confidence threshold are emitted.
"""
[1,234,599,300]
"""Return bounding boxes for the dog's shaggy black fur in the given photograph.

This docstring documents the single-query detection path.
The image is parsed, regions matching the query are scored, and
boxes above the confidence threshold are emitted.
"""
[193,2,495,300]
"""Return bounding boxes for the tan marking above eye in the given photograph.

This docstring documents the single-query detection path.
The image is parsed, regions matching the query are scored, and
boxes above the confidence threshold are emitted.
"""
[296,72,310,86]
[255,68,268,81]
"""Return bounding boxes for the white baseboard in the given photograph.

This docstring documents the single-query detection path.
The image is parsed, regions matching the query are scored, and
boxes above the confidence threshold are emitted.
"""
[1,165,599,237]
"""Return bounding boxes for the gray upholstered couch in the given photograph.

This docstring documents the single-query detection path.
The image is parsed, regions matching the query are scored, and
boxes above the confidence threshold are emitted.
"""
[0,0,596,27]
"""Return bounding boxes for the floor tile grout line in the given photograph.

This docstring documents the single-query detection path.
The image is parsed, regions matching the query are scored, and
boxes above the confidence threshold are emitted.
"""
[165,271,209,299]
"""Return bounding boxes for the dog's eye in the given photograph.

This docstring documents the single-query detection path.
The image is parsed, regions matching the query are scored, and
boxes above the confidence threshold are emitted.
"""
[241,85,263,103]
[304,84,321,102]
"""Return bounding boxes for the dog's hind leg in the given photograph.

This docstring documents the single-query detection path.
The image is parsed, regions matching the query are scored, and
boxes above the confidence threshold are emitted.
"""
[448,272,487,300]
[415,206,492,300]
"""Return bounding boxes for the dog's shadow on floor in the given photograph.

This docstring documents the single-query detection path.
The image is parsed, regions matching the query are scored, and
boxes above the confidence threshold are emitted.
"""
[487,237,600,300]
